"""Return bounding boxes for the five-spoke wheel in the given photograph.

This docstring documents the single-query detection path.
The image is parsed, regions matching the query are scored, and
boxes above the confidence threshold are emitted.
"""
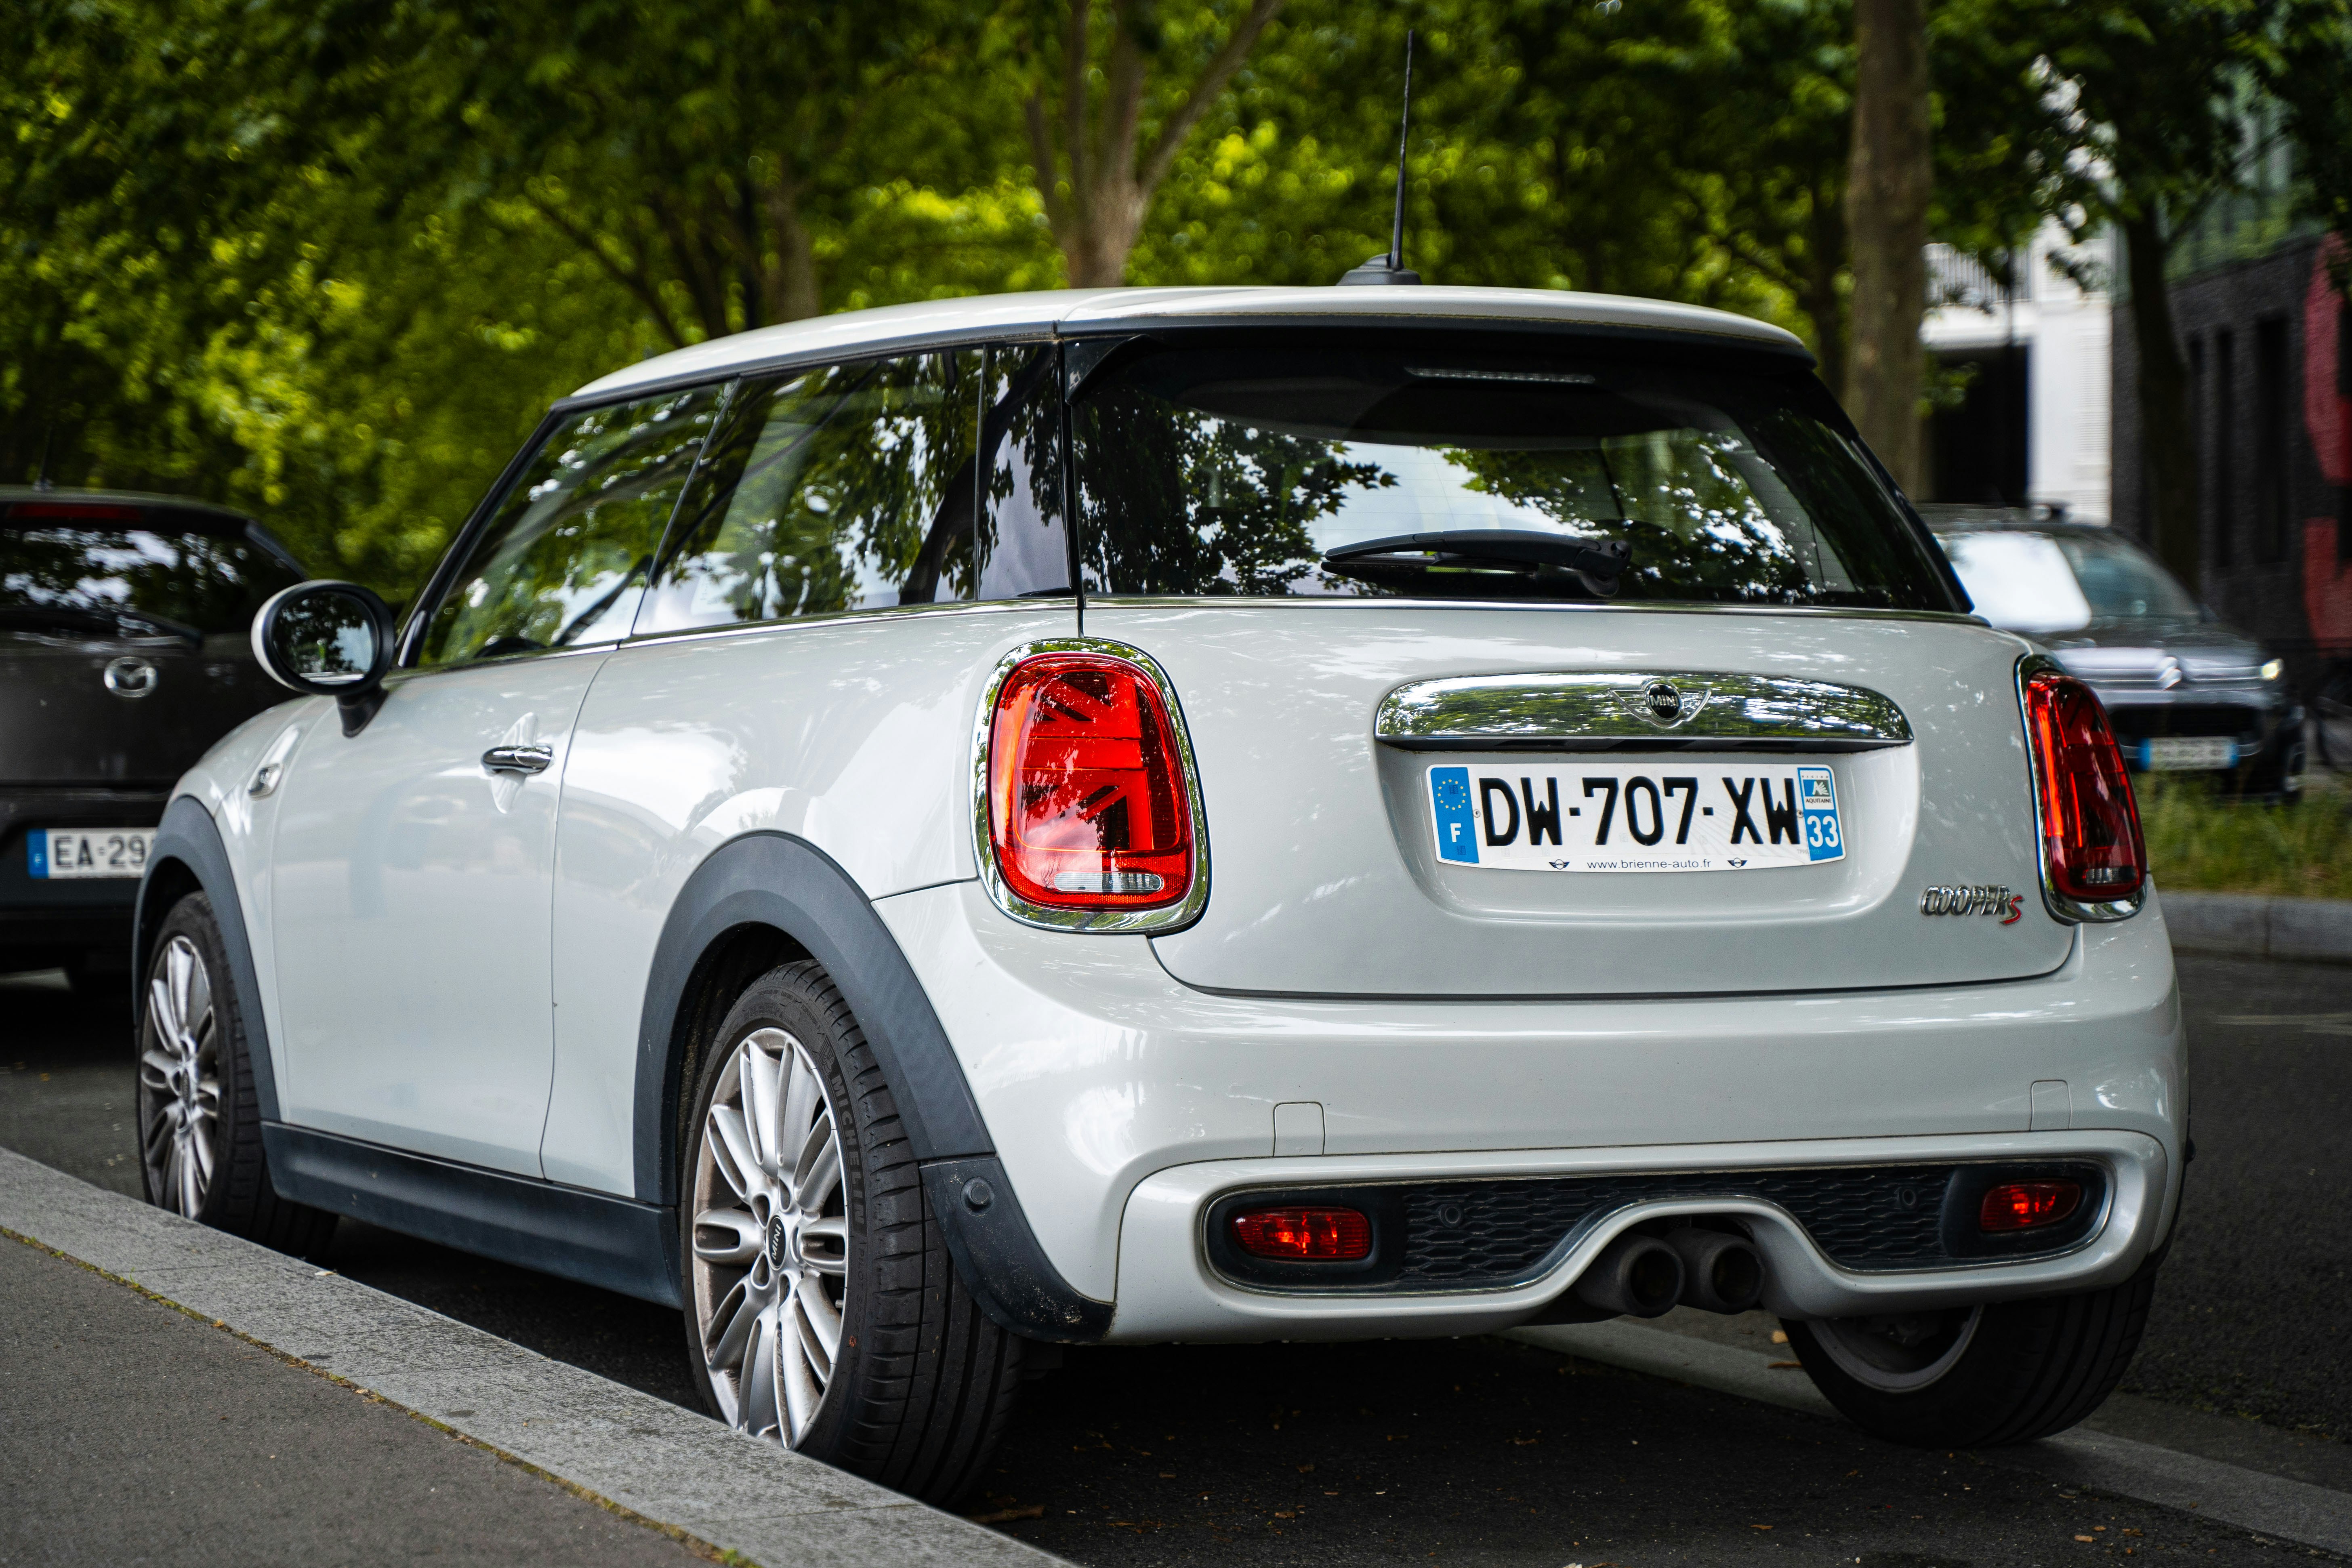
[689,1025,850,1446]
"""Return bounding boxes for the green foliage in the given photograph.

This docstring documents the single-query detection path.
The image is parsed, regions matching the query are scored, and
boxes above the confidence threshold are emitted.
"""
[2141,774,2352,900]
[4,0,2347,609]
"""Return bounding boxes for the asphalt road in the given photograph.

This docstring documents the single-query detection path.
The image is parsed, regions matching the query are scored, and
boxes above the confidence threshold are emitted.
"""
[5,950,2348,1566]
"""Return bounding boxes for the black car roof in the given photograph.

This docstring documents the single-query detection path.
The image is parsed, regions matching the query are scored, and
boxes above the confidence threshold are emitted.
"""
[0,487,305,573]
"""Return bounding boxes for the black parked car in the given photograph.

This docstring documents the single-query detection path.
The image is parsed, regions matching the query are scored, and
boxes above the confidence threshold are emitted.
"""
[1,489,305,983]
[1925,505,2304,800]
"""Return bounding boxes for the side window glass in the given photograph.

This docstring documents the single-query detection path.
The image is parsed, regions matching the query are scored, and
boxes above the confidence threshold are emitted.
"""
[637,353,982,633]
[975,345,1070,600]
[417,387,723,666]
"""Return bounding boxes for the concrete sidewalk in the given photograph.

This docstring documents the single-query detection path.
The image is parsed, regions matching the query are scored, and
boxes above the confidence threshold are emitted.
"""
[0,1234,702,1567]
[0,1147,1057,1568]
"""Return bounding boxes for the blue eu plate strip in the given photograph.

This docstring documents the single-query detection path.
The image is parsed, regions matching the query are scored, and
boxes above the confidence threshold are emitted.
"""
[1430,766,1480,864]
[27,829,49,879]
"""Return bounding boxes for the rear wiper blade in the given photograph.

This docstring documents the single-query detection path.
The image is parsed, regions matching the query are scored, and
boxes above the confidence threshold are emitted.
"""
[0,604,204,644]
[1321,530,1632,596]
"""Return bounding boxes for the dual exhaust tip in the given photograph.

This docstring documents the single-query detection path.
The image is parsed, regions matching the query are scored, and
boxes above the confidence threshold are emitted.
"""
[1572,1226,1764,1319]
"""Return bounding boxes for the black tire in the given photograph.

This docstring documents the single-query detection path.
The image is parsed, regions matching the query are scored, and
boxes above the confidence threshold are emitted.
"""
[1783,1269,2158,1447]
[135,893,336,1257]
[679,960,1024,1504]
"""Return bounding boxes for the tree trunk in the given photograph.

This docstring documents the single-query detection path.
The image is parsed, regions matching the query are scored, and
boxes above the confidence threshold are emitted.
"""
[1057,177,1148,288]
[1026,0,1284,289]
[1804,185,1850,402]
[762,181,822,324]
[1843,0,1931,493]
[2122,210,2201,593]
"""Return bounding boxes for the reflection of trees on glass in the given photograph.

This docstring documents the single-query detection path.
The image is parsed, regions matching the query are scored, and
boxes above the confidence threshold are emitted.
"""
[975,346,1069,601]
[0,523,302,635]
[420,387,721,665]
[1450,428,1814,604]
[1075,395,1392,596]
[640,354,980,631]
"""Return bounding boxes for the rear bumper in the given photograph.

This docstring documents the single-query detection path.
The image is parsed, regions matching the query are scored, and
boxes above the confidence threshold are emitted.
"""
[874,879,2186,1332]
[0,787,166,954]
[1109,1130,2166,1342]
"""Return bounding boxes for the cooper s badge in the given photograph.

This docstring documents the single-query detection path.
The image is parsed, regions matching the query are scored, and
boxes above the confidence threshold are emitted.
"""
[1920,884,2024,925]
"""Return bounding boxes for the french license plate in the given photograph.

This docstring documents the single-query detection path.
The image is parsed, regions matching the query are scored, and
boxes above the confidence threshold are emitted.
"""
[28,828,155,880]
[1428,763,1845,873]
[2140,737,2237,771]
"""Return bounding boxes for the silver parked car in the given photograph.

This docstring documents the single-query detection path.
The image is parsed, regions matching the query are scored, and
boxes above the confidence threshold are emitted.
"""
[1927,505,2304,800]
[138,287,2181,1501]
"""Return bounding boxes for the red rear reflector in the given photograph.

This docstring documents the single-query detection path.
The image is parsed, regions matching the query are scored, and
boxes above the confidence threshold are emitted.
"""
[1230,1207,1372,1261]
[2023,669,2146,907]
[1978,1180,2082,1232]
[988,652,1192,910]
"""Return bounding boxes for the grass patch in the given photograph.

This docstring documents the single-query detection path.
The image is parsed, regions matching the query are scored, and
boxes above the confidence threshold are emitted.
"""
[2139,771,2352,901]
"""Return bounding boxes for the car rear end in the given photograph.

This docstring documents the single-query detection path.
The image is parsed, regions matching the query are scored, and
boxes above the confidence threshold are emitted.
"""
[875,301,2180,1428]
[0,492,304,977]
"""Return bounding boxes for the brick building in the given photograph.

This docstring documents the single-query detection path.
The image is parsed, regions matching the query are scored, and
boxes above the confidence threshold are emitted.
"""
[2112,216,2352,685]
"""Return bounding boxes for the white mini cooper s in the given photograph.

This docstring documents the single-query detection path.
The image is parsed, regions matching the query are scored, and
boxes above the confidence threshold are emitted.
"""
[136,285,2182,1502]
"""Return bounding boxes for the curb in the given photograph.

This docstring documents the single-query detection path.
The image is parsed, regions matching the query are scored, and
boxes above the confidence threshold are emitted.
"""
[1511,1321,2352,1557]
[0,1147,1061,1568]
[2161,890,2352,964]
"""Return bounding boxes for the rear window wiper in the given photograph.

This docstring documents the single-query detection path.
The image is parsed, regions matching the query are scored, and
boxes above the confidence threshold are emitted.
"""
[1321,531,1632,598]
[0,604,204,643]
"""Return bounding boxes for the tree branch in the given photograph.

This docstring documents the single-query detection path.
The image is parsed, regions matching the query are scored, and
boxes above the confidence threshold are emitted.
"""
[521,190,689,350]
[1134,0,1285,198]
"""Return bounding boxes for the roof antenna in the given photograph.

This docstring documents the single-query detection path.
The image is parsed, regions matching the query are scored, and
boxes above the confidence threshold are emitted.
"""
[1338,30,1422,286]
[34,422,56,492]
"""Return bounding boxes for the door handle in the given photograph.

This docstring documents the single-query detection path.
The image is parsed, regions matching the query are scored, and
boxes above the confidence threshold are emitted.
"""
[481,743,554,776]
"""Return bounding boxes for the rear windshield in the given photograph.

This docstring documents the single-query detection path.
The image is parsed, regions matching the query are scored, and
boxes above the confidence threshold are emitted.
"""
[1936,528,2198,633]
[0,505,303,639]
[1070,336,1959,610]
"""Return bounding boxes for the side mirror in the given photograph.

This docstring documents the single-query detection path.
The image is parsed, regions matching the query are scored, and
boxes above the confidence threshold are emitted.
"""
[252,580,397,736]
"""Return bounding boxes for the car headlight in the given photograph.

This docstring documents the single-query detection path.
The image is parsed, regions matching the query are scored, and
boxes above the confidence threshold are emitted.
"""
[2261,658,2285,682]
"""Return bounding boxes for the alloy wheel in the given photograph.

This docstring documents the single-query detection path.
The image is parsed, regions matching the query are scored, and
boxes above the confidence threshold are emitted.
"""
[1810,1305,1984,1393]
[689,1026,850,1445]
[138,933,221,1217]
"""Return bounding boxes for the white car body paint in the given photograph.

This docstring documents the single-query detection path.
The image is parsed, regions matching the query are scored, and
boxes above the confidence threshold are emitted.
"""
[269,652,607,1174]
[541,604,1066,1192]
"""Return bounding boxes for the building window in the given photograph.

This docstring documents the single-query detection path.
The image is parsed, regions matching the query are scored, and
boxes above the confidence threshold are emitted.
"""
[2256,316,2291,564]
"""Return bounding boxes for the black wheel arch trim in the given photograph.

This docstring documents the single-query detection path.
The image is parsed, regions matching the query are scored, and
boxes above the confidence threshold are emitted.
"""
[922,1157,1114,1343]
[139,795,281,1124]
[637,831,1110,1339]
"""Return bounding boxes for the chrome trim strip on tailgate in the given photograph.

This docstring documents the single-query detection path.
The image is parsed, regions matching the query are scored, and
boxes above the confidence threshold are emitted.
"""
[1374,672,1914,753]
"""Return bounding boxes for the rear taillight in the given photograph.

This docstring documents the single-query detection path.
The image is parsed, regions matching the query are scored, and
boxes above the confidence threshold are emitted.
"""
[2022,666,2146,916]
[987,651,1194,915]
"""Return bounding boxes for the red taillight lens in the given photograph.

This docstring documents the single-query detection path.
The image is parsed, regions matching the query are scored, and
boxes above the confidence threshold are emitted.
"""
[988,653,1192,910]
[2023,669,2146,906]
[1978,1179,2082,1232]
[1230,1207,1373,1261]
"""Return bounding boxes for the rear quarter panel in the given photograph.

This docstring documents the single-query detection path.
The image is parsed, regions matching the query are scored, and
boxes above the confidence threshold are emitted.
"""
[541,604,1077,1193]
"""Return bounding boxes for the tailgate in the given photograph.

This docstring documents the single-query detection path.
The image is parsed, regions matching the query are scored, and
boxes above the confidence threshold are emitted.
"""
[1114,603,2064,997]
